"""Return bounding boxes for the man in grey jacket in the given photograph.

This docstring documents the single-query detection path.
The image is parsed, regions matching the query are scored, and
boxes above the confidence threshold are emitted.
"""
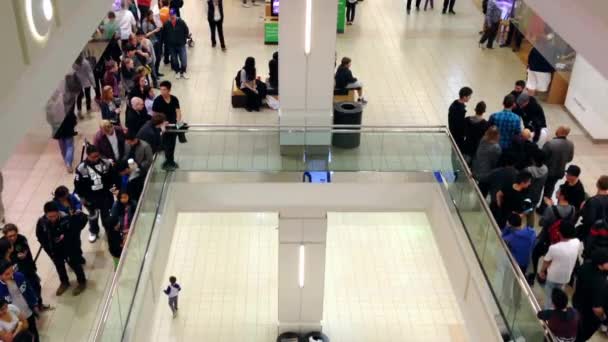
[73,54,95,117]
[541,126,574,209]
[124,133,154,174]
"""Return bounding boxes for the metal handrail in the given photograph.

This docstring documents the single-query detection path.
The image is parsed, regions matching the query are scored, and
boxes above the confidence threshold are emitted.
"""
[89,125,553,341]
[165,124,447,133]
[443,131,556,341]
[90,154,164,342]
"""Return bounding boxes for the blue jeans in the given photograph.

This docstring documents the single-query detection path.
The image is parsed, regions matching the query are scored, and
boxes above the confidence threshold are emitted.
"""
[170,45,187,73]
[58,137,74,167]
[543,280,564,310]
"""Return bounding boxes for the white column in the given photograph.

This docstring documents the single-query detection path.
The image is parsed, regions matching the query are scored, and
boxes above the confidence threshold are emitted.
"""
[277,209,327,334]
[278,0,338,153]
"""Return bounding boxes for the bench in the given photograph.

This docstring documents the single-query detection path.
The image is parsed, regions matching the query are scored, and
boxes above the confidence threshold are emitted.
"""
[231,81,247,108]
[231,83,357,108]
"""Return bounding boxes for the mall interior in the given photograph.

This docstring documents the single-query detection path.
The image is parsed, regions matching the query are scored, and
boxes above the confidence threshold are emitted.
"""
[1,0,608,341]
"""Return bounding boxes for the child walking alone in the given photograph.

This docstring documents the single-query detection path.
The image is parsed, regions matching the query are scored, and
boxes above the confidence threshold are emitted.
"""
[163,276,181,318]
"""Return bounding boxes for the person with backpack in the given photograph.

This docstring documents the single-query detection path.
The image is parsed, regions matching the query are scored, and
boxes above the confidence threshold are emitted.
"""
[538,221,581,309]
[528,185,575,285]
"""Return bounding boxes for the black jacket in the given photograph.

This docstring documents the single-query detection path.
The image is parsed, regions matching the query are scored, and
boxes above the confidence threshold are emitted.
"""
[126,107,151,137]
[36,214,76,256]
[2,235,36,276]
[521,97,547,141]
[137,121,163,153]
[162,19,190,47]
[207,0,224,22]
[462,117,489,157]
[74,159,118,202]
[334,66,356,89]
[53,113,78,140]
[448,100,467,149]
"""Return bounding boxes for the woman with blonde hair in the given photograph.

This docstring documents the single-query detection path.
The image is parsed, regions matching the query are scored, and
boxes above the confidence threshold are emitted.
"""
[100,86,121,125]
[472,126,502,180]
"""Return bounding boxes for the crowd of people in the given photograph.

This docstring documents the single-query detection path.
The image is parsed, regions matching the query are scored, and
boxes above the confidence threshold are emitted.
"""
[0,1,197,339]
[449,80,608,341]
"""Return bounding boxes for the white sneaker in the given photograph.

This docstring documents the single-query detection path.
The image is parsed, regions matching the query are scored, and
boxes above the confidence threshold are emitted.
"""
[242,3,250,7]
[88,233,98,243]
[175,72,181,79]
[181,72,189,79]
[252,2,261,6]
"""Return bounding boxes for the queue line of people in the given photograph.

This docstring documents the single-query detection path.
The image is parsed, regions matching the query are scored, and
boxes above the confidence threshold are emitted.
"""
[449,80,608,341]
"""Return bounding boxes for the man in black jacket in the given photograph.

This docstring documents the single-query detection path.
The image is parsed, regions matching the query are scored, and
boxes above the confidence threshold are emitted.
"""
[137,113,167,153]
[2,224,49,308]
[516,93,547,143]
[448,87,473,151]
[578,175,608,241]
[74,145,118,243]
[126,97,151,136]
[36,202,87,296]
[162,9,190,79]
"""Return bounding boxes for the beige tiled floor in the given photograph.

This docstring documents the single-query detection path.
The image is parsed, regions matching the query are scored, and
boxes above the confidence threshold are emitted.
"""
[0,0,606,340]
[147,212,465,342]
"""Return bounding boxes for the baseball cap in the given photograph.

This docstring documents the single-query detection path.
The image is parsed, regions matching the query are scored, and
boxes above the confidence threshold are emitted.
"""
[566,165,581,177]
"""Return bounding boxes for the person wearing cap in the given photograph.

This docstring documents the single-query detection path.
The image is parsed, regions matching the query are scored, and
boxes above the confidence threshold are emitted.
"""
[572,250,608,341]
[36,202,87,299]
[538,221,581,309]
[94,120,127,162]
[579,175,608,242]
[124,133,153,174]
[501,213,536,273]
[162,9,190,79]
[74,145,118,243]
[0,260,40,341]
[562,165,586,216]
[541,126,574,208]
[516,93,547,143]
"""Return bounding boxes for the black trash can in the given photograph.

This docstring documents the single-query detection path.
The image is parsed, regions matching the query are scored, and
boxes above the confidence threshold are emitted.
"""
[332,101,363,149]
[302,331,330,342]
[277,332,300,342]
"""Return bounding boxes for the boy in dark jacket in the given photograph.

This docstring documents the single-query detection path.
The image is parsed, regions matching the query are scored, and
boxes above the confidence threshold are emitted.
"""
[36,202,87,296]
[1,224,49,310]
[537,288,578,341]
[162,10,190,78]
[0,260,40,341]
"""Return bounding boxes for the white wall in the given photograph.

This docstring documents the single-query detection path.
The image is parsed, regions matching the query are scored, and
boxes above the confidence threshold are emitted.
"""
[0,0,111,165]
[565,55,608,140]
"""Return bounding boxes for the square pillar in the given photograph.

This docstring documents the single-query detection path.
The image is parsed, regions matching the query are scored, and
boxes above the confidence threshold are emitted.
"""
[278,0,339,155]
[277,209,327,334]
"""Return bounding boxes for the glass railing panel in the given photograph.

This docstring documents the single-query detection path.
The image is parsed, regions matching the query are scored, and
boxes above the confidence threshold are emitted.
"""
[442,147,550,340]
[91,127,550,341]
[173,127,463,173]
[94,159,168,342]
